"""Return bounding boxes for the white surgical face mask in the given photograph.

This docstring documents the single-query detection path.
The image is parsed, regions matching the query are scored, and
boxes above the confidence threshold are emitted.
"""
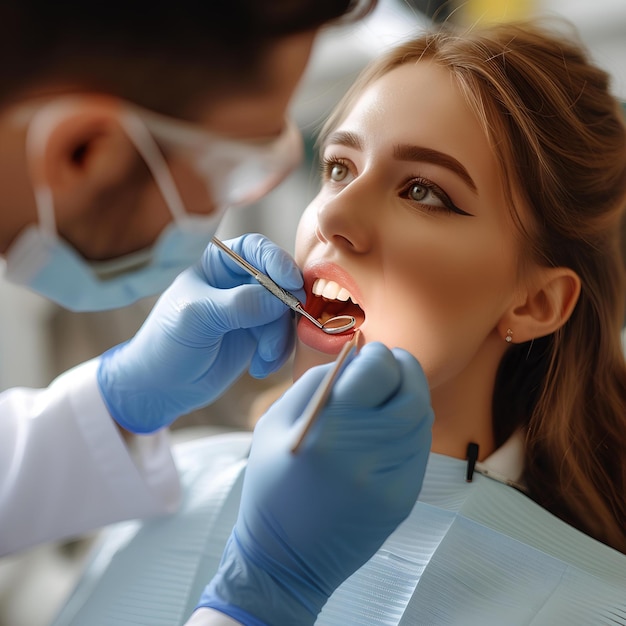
[3,100,302,311]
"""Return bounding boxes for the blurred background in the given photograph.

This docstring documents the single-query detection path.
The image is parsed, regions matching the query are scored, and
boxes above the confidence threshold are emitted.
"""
[1,0,625,623]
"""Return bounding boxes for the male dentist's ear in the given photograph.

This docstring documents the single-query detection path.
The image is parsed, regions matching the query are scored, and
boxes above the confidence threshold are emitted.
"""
[499,267,581,343]
[27,96,140,222]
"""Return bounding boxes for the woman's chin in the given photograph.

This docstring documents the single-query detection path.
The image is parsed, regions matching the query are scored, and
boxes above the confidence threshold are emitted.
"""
[294,317,366,380]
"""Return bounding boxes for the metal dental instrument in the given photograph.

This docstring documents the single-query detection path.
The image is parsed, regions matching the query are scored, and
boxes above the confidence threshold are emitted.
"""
[291,329,361,454]
[211,236,356,335]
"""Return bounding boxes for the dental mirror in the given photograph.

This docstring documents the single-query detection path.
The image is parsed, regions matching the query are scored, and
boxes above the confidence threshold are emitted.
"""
[294,305,356,335]
[211,237,357,335]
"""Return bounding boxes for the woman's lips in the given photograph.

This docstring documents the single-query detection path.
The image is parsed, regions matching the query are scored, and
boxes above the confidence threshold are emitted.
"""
[297,316,358,355]
[302,262,364,307]
[297,263,365,354]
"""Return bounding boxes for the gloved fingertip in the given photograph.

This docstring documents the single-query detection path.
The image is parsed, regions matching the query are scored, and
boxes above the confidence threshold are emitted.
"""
[253,312,295,359]
[290,287,306,305]
[390,346,432,406]
[250,335,293,378]
[249,354,280,379]
[277,257,304,292]
[252,234,303,292]
[249,361,269,379]
[333,341,402,407]
[358,341,395,361]
[257,334,283,362]
[390,346,425,375]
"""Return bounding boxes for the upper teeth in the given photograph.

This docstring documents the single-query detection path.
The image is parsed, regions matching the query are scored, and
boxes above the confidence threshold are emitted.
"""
[312,278,358,305]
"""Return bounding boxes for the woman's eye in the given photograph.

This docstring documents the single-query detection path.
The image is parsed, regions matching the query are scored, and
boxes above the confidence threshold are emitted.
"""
[330,163,349,182]
[405,181,446,208]
[403,178,471,216]
[320,157,354,185]
[408,184,430,203]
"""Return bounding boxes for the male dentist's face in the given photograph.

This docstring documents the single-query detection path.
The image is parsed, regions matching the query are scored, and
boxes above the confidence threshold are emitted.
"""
[293,61,524,394]
[0,30,315,261]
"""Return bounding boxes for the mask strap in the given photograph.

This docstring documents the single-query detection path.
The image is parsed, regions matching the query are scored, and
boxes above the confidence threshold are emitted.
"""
[25,102,206,240]
[24,111,60,239]
[32,187,57,238]
[117,110,189,223]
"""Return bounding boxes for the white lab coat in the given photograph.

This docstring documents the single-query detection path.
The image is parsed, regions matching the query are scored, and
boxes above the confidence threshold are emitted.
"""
[0,358,181,555]
[0,357,242,625]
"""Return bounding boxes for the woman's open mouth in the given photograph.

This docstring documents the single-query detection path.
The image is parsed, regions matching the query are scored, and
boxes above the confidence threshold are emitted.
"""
[305,278,366,329]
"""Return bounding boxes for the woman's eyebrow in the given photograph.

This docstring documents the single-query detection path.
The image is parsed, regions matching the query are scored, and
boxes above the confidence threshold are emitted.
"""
[323,130,363,151]
[394,143,477,193]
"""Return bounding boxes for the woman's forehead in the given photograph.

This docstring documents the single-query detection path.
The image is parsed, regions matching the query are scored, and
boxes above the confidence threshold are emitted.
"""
[327,63,497,189]
[332,62,485,149]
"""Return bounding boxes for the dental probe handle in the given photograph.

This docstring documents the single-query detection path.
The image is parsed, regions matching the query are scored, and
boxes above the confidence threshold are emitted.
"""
[237,263,325,330]
[211,236,324,329]
[291,329,361,454]
[248,273,325,329]
[253,272,303,310]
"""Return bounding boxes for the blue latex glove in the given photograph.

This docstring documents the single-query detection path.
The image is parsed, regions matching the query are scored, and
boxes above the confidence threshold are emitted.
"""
[198,342,434,626]
[97,234,303,434]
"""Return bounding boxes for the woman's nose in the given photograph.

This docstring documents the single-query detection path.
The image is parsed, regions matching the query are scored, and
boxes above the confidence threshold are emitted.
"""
[315,184,375,253]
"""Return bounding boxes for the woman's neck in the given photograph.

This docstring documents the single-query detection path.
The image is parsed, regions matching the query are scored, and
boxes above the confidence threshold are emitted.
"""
[429,351,500,462]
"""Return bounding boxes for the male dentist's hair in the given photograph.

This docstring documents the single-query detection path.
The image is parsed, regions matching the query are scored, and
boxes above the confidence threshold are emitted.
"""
[0,0,376,115]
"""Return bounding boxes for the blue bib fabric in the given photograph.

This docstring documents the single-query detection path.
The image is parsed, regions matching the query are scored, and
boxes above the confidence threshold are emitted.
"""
[52,432,626,626]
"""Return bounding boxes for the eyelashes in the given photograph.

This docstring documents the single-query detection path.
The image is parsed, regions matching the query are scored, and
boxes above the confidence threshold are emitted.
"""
[319,155,472,217]
[398,177,471,216]
[320,156,351,183]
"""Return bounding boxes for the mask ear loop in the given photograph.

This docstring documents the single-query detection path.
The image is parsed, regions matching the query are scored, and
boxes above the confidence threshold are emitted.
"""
[24,110,60,240]
[117,110,190,225]
[24,105,191,240]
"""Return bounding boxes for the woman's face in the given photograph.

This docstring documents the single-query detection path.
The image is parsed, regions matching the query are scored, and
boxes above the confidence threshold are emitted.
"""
[294,61,525,399]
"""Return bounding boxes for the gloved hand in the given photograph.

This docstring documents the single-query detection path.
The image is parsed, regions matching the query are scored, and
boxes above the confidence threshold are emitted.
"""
[197,342,434,626]
[97,233,304,434]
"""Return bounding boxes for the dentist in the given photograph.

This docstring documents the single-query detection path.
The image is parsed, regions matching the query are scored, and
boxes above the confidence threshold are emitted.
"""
[0,2,434,624]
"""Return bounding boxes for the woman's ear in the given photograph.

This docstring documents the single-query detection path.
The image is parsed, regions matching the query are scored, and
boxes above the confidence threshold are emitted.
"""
[27,95,141,221]
[499,267,581,344]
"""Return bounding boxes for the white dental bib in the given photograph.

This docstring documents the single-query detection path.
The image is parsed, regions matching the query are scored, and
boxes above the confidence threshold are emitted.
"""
[53,433,626,626]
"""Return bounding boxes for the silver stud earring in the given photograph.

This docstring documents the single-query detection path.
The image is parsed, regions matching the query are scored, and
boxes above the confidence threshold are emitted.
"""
[505,328,513,343]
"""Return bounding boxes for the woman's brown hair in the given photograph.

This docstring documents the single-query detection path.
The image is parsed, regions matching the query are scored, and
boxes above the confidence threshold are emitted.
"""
[320,20,626,553]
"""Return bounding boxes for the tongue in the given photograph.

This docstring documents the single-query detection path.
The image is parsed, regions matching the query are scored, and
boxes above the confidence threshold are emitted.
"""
[318,299,365,326]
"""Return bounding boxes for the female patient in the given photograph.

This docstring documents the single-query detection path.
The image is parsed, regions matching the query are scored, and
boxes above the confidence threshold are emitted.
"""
[207,19,626,624]
[293,18,626,554]
[53,19,626,626]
